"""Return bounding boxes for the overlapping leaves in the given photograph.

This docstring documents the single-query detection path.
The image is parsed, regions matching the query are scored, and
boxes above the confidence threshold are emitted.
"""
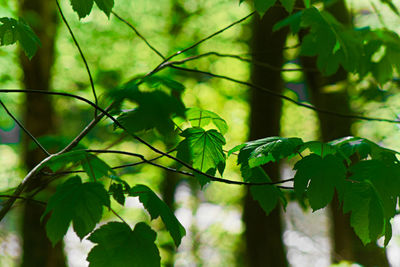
[0,17,40,59]
[272,6,400,83]
[87,222,161,267]
[111,78,186,136]
[185,108,228,135]
[42,176,110,245]
[231,136,303,168]
[70,0,114,19]
[44,150,114,181]
[343,160,400,244]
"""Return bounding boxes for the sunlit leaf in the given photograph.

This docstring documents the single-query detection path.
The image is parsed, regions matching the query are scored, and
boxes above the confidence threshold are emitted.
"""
[186,107,228,135]
[177,128,226,186]
[235,137,303,168]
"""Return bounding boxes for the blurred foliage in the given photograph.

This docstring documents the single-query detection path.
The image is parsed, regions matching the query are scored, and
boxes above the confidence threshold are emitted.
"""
[1,0,400,266]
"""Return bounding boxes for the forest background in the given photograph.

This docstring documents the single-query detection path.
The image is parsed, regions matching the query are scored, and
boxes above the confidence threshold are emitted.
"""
[1,0,400,266]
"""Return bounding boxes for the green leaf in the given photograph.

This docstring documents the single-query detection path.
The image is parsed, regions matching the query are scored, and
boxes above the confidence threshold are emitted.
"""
[177,128,226,186]
[42,176,110,245]
[294,154,346,211]
[0,17,41,59]
[280,0,295,13]
[70,0,94,19]
[236,137,303,168]
[109,183,126,206]
[349,160,400,218]
[70,0,114,18]
[45,151,114,181]
[329,136,399,162]
[299,141,337,157]
[246,166,285,215]
[254,0,277,16]
[116,90,185,136]
[329,136,372,159]
[143,76,185,93]
[87,222,161,267]
[273,10,303,33]
[94,0,114,17]
[342,181,386,244]
[129,185,186,246]
[186,107,228,135]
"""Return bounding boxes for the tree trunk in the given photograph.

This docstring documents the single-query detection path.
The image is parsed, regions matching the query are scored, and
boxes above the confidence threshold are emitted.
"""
[243,7,289,267]
[161,170,180,267]
[18,0,66,266]
[301,1,389,266]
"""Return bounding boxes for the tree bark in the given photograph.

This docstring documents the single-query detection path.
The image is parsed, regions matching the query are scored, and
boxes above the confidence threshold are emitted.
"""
[18,0,66,266]
[301,1,389,266]
[243,7,289,267]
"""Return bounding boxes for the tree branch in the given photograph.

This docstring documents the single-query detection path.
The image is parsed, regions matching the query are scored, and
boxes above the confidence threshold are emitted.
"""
[169,65,400,124]
[112,11,166,60]
[86,149,294,187]
[55,0,98,116]
[0,98,50,156]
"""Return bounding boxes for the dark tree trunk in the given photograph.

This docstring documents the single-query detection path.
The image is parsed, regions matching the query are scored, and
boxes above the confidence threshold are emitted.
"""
[18,0,66,266]
[301,1,389,266]
[160,170,180,267]
[243,7,289,267]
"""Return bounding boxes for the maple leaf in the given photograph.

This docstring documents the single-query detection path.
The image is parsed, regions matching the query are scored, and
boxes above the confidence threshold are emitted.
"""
[87,222,160,267]
[42,176,110,245]
[129,184,186,246]
[294,154,346,211]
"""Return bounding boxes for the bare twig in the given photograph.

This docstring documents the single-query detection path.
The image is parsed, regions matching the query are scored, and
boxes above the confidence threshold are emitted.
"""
[0,194,46,205]
[168,66,400,124]
[0,99,50,156]
[112,11,165,59]
[169,51,317,72]
[55,0,98,116]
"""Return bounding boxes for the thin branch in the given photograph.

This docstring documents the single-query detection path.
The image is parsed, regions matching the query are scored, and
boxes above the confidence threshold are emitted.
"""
[112,11,165,59]
[59,106,110,154]
[169,66,400,124]
[110,207,129,225]
[55,0,98,116]
[0,153,57,221]
[86,149,294,187]
[169,51,318,72]
[0,194,46,205]
[140,12,255,82]
[0,99,50,156]
[166,12,254,60]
